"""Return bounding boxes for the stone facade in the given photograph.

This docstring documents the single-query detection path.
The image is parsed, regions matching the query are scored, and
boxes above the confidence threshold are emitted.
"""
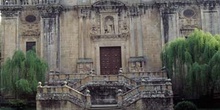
[1,0,220,73]
[1,0,220,110]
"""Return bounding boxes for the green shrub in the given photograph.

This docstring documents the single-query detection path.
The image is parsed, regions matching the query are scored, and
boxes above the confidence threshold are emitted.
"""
[175,101,197,110]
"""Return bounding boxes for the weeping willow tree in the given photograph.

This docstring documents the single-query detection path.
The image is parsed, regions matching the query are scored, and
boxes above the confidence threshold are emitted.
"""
[0,50,48,99]
[162,29,220,99]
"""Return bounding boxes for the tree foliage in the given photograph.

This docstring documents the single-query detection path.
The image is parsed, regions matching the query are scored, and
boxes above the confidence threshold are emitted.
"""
[162,29,220,98]
[0,50,48,98]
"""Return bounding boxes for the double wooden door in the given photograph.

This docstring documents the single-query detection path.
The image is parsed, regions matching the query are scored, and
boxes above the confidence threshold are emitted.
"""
[100,47,122,75]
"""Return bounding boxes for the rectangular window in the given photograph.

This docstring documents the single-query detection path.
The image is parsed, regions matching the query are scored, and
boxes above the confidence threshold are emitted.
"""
[26,42,36,52]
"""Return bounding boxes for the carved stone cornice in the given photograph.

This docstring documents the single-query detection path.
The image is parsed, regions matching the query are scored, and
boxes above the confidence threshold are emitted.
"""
[0,6,21,17]
[78,8,90,18]
[22,30,40,37]
[91,33,129,41]
[37,5,63,18]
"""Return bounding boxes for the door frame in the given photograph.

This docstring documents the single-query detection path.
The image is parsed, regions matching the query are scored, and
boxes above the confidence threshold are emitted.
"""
[95,41,128,75]
[100,46,122,75]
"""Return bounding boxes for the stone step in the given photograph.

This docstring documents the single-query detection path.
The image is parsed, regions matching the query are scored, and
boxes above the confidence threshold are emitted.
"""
[89,104,122,110]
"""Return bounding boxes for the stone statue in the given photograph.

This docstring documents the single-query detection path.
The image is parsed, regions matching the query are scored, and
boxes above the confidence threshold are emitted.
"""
[105,18,114,34]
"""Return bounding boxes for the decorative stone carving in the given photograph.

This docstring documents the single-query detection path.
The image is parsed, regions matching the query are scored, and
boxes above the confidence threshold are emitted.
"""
[179,6,200,36]
[91,34,128,41]
[129,57,146,72]
[1,10,20,17]
[37,93,85,107]
[80,8,90,18]
[77,58,93,73]
[104,16,114,34]
[22,30,40,36]
[120,21,129,33]
[37,5,62,18]
[20,10,40,37]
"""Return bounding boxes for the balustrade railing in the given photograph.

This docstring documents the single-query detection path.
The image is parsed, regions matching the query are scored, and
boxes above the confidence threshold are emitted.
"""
[49,73,88,81]
[122,83,172,106]
[72,75,137,90]
[0,0,60,6]
[125,72,167,79]
[37,84,87,107]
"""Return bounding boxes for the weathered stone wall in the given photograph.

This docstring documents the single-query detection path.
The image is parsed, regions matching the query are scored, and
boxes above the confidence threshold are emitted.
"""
[1,14,19,59]
[141,8,162,71]
[1,0,220,73]
[36,100,84,110]
[60,11,79,73]
[124,98,173,110]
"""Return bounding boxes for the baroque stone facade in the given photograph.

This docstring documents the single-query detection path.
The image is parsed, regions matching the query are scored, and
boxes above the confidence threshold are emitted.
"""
[1,0,220,110]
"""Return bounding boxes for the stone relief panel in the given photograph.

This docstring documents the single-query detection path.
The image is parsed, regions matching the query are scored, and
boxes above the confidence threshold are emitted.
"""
[77,58,93,73]
[128,57,146,72]
[179,6,200,37]
[89,10,129,41]
[20,10,40,37]
[90,12,101,35]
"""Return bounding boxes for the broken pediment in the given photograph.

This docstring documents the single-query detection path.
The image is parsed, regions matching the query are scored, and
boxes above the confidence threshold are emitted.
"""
[92,0,127,7]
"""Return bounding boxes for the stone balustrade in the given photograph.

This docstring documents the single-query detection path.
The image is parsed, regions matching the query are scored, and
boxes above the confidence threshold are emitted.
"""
[0,0,60,6]
[36,83,87,107]
[48,72,167,82]
[122,83,172,106]
[125,72,167,79]
[72,75,137,90]
[48,72,168,89]
[37,80,172,108]
[48,72,88,84]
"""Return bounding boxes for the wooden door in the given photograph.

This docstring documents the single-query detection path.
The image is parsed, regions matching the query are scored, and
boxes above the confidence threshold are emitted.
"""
[100,47,122,75]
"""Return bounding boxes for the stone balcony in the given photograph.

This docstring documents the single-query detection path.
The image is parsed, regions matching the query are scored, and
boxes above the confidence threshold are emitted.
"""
[0,0,60,6]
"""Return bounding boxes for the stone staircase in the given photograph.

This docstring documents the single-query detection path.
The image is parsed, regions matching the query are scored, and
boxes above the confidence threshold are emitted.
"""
[36,72,173,110]
[88,105,122,110]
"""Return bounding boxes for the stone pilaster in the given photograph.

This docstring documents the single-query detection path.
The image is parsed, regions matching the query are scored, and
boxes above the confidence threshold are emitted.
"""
[39,6,62,70]
[161,6,179,43]
[201,3,220,35]
[1,9,20,59]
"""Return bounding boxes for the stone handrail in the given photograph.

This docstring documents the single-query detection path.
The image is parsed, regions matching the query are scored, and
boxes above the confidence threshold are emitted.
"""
[36,84,86,107]
[0,0,60,6]
[125,72,167,79]
[122,83,172,106]
[48,73,88,85]
[73,75,137,90]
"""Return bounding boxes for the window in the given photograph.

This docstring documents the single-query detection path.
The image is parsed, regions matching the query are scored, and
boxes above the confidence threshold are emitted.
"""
[26,42,36,52]
[25,15,37,23]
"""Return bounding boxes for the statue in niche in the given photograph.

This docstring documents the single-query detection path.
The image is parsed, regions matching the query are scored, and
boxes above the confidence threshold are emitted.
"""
[104,17,114,34]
